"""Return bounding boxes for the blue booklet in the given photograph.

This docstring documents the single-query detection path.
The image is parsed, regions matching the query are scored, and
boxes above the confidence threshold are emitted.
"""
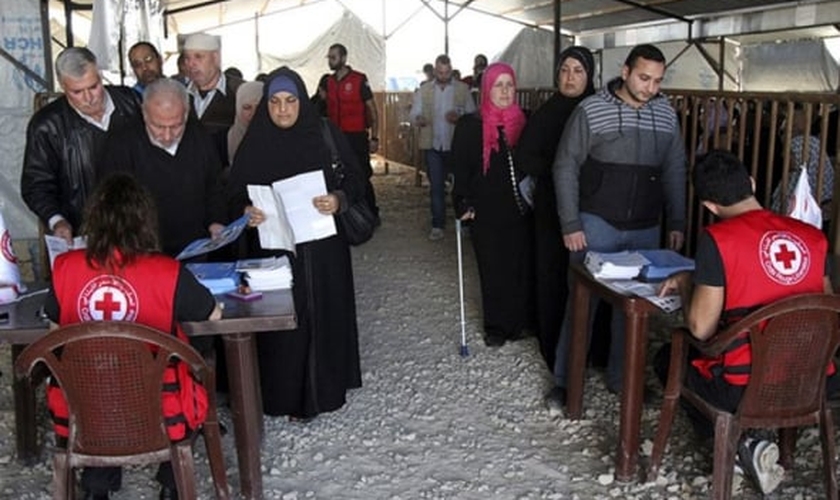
[176,214,249,261]
[185,262,240,295]
[637,249,695,281]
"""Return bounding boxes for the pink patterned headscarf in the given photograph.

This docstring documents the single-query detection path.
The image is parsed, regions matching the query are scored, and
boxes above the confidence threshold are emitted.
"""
[481,62,526,174]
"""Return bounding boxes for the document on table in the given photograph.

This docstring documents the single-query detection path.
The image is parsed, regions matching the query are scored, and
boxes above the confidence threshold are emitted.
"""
[601,279,682,313]
[585,251,650,280]
[248,170,337,252]
[44,235,86,270]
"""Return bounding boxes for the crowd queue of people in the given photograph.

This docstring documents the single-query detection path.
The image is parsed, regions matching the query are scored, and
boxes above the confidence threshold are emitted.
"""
[18,31,838,498]
[20,33,378,499]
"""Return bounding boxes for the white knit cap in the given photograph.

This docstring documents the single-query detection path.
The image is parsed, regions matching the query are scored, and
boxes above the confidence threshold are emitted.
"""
[183,33,221,52]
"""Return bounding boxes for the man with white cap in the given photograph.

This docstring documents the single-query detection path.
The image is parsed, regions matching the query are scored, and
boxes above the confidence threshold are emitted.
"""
[182,32,243,165]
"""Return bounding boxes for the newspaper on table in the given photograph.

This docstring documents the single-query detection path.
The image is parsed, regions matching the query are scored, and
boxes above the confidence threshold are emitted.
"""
[600,279,682,313]
[247,170,337,253]
[44,235,86,270]
[175,214,249,261]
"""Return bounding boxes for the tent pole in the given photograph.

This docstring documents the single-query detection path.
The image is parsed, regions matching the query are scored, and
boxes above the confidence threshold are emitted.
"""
[41,0,54,90]
[444,0,449,55]
[64,0,74,47]
[553,0,560,81]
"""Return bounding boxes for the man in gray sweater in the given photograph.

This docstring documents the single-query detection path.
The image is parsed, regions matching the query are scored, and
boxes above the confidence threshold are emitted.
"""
[546,43,687,412]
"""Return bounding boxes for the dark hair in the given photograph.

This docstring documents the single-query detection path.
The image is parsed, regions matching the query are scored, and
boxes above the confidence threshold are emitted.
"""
[624,43,666,69]
[693,149,753,206]
[81,173,160,272]
[128,41,161,59]
[329,43,348,57]
[435,54,451,66]
[423,63,433,73]
[224,66,243,79]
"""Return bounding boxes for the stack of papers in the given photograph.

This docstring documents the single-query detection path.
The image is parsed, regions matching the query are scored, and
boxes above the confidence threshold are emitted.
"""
[584,251,650,280]
[185,262,240,295]
[237,256,293,291]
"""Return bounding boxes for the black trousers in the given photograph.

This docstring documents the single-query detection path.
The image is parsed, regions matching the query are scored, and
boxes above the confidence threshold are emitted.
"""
[654,344,840,438]
[56,437,178,494]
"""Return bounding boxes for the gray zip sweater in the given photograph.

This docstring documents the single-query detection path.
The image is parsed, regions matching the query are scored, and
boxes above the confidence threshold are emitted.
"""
[552,78,687,235]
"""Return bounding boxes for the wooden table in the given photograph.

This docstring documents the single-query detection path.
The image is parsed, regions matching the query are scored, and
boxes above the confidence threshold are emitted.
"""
[565,263,660,482]
[0,288,296,500]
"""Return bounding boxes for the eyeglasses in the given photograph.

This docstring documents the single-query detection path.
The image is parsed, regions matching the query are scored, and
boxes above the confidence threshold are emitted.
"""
[130,54,158,68]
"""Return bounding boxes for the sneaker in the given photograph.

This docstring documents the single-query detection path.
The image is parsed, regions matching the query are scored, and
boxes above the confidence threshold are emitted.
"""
[428,228,444,241]
[736,438,785,494]
[544,386,567,417]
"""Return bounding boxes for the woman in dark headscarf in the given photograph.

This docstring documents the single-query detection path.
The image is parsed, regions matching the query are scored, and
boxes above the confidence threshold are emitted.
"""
[227,66,364,419]
[515,46,596,369]
[451,62,533,347]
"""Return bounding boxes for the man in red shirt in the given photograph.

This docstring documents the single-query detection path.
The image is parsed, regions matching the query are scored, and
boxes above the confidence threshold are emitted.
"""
[321,43,381,224]
[657,150,837,494]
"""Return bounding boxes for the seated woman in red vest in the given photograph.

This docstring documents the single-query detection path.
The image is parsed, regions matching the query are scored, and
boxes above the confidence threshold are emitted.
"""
[43,173,221,500]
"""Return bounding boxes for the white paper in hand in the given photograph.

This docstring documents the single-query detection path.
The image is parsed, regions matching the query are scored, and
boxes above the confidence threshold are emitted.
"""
[247,184,295,253]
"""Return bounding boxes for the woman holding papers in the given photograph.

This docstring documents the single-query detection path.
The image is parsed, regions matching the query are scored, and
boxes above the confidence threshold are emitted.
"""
[451,62,534,347]
[227,66,364,420]
[515,46,597,368]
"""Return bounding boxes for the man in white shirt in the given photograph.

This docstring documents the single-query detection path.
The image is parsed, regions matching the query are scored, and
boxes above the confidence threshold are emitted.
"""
[409,54,476,240]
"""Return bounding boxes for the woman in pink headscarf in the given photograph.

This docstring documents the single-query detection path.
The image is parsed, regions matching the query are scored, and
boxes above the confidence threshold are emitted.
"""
[451,62,534,347]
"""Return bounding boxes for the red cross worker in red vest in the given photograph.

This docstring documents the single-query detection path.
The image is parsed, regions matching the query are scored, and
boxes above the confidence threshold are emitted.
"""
[654,150,839,495]
[320,43,381,226]
[43,173,222,500]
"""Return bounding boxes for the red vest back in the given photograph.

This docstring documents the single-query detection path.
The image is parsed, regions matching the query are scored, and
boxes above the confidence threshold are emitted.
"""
[692,210,830,385]
[326,70,367,132]
[47,250,207,441]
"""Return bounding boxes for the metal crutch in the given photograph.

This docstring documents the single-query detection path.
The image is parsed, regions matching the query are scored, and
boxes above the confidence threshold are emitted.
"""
[456,218,469,357]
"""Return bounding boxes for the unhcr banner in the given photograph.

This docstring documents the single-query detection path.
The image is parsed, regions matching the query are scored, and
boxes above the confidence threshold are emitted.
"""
[0,0,45,239]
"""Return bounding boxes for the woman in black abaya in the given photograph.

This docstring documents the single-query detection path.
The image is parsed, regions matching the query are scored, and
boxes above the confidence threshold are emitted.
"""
[227,67,364,419]
[515,47,597,369]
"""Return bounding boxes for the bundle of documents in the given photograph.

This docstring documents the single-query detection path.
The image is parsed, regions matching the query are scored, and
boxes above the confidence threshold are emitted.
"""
[236,256,293,291]
[584,251,650,280]
[185,262,240,295]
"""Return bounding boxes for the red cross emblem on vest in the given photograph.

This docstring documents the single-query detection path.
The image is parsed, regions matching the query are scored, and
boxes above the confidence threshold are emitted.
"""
[759,231,811,286]
[77,275,139,322]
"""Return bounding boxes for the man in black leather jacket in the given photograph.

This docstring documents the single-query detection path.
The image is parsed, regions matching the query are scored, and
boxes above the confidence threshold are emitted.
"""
[20,47,141,244]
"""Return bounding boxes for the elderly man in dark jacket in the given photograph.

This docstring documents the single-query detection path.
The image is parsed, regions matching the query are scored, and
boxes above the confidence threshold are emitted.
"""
[20,47,141,244]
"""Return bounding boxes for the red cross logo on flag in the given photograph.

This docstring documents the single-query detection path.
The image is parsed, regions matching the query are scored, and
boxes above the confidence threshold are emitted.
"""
[77,275,139,322]
[759,231,811,286]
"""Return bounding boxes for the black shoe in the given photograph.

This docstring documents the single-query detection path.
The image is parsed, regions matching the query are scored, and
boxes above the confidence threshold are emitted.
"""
[159,486,179,500]
[544,386,567,417]
[483,331,506,347]
[82,492,110,500]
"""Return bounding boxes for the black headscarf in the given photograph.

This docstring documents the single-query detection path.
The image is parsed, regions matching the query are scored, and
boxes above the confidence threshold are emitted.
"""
[557,45,596,96]
[227,66,331,215]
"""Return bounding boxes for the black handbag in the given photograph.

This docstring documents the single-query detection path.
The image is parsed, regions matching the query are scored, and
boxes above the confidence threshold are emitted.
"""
[319,119,376,246]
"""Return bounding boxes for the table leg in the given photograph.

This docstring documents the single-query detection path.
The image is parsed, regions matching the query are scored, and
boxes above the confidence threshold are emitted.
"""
[615,310,649,482]
[223,333,264,500]
[566,277,590,420]
[12,344,39,464]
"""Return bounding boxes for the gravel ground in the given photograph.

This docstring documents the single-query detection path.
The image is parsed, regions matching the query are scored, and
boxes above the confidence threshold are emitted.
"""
[0,161,833,499]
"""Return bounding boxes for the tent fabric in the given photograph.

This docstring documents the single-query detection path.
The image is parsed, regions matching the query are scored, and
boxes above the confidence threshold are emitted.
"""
[260,10,386,94]
[495,27,555,89]
[742,39,839,92]
[0,0,46,239]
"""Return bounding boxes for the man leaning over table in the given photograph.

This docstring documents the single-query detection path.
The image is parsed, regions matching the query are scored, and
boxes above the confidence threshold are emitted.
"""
[545,43,687,412]
[653,149,838,495]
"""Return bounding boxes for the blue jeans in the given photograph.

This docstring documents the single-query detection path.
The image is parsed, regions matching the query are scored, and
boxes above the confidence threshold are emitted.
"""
[426,149,450,229]
[552,212,661,392]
